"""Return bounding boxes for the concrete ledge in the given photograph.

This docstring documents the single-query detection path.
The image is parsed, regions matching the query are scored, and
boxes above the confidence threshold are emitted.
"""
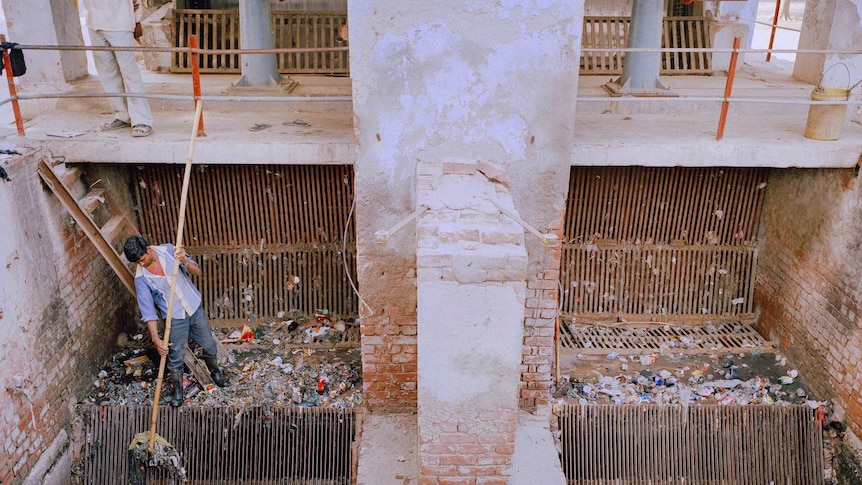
[574,114,862,168]
[355,413,418,485]
[508,406,567,485]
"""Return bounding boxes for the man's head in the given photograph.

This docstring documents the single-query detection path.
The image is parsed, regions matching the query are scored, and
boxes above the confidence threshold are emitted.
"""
[123,235,149,263]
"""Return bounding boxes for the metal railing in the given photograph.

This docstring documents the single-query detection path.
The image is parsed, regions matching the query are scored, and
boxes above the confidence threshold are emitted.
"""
[0,41,859,141]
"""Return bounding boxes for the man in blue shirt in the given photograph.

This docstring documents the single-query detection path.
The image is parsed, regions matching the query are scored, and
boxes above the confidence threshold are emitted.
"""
[123,235,228,407]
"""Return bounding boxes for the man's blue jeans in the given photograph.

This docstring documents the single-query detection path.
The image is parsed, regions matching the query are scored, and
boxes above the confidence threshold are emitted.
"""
[167,305,218,370]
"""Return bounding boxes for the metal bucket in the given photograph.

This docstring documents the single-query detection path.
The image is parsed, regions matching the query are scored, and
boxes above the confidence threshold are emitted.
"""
[803,87,850,141]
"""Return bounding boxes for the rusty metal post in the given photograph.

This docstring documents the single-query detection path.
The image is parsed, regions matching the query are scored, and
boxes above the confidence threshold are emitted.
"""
[189,35,206,137]
[716,37,741,141]
[0,35,24,136]
[767,0,781,62]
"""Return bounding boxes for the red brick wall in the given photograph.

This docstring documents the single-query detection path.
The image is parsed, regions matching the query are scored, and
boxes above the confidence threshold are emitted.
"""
[0,157,133,483]
[360,312,418,412]
[520,218,563,411]
[755,168,862,433]
[418,408,517,485]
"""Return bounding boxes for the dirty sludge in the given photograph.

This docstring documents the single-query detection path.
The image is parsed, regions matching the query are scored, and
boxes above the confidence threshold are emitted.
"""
[85,316,362,409]
[554,349,826,410]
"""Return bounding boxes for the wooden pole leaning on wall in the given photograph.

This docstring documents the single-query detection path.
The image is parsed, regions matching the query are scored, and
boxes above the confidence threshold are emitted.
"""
[716,37,741,141]
[0,35,25,136]
[189,35,206,137]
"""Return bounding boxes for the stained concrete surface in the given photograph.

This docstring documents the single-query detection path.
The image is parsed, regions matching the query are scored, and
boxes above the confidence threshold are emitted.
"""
[0,58,857,169]
[355,413,419,485]
[509,407,567,485]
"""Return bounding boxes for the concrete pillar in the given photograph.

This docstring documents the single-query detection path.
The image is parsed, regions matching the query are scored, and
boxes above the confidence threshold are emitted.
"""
[710,0,756,71]
[235,0,286,86]
[416,159,528,482]
[607,0,671,94]
[2,0,87,115]
[350,0,580,480]
[793,0,862,89]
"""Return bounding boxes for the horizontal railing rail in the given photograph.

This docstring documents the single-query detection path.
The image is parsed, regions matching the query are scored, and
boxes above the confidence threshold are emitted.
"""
[0,42,858,139]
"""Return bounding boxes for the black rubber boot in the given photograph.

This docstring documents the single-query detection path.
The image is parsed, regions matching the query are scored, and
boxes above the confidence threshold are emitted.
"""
[203,356,229,388]
[169,368,184,407]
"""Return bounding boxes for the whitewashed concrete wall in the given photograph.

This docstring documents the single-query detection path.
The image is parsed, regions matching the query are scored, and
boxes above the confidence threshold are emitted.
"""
[584,0,632,16]
[350,0,581,413]
[1,0,88,116]
[794,0,862,85]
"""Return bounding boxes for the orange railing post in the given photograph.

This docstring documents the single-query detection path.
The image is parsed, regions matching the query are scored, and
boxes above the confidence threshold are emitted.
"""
[189,35,206,137]
[716,37,741,141]
[767,0,781,62]
[0,35,25,136]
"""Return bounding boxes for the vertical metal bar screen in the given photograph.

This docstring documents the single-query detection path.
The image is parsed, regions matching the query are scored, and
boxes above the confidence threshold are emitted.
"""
[557,404,824,484]
[73,405,355,484]
[561,167,768,320]
[132,164,357,325]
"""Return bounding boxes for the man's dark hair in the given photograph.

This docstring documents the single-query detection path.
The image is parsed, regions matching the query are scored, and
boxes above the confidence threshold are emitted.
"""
[123,235,149,263]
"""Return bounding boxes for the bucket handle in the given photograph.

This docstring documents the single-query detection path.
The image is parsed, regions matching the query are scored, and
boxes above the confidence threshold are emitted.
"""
[816,63,854,91]
[816,63,861,93]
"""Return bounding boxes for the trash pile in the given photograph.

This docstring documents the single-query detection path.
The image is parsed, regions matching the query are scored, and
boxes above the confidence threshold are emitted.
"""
[554,351,827,409]
[219,310,357,347]
[83,312,362,409]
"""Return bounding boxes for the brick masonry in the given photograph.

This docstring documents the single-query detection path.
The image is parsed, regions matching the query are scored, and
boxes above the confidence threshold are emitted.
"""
[0,154,134,483]
[755,168,862,435]
[416,159,527,483]
[520,218,563,412]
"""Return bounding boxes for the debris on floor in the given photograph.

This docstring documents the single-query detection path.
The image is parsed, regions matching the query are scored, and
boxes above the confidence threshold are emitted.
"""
[128,431,187,484]
[554,350,827,408]
[83,316,362,409]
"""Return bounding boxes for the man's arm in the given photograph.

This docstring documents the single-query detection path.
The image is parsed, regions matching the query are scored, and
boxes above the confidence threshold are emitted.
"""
[146,319,169,356]
[132,0,143,39]
[174,244,201,277]
[134,275,168,355]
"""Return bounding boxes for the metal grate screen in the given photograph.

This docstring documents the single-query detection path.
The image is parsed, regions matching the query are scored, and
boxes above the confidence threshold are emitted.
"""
[132,164,357,324]
[559,320,772,354]
[581,17,712,75]
[73,405,355,484]
[557,404,823,484]
[561,167,768,321]
[172,9,349,74]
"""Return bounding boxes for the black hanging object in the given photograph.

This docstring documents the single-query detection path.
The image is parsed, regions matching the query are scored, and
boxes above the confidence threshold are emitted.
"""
[0,42,26,77]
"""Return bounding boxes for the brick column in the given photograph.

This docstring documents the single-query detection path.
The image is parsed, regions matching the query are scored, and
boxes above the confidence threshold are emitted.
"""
[519,221,563,411]
[416,159,527,484]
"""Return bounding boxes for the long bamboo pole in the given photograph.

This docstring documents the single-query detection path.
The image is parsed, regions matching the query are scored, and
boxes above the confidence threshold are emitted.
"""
[148,100,205,452]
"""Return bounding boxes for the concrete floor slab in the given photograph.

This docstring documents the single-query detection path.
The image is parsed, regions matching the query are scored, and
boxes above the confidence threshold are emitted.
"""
[508,407,567,485]
[1,62,858,168]
[355,413,419,485]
